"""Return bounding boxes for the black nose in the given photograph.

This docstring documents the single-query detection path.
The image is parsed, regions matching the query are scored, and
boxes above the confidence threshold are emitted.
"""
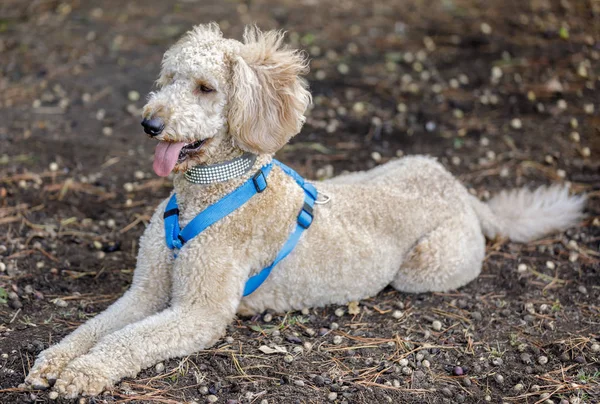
[141,117,164,137]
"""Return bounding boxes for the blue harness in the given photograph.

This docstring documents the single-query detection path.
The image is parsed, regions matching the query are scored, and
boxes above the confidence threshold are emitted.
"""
[163,160,317,296]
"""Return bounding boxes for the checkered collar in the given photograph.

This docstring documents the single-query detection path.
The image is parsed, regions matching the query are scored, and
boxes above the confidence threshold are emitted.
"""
[184,153,257,184]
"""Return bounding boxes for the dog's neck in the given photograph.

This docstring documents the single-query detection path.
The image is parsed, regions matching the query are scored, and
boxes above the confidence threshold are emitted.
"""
[173,154,273,223]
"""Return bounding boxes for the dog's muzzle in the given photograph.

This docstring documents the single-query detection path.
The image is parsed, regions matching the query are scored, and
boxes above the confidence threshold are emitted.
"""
[141,117,165,137]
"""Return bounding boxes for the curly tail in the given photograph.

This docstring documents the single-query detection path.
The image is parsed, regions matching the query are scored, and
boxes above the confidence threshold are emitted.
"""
[470,185,586,243]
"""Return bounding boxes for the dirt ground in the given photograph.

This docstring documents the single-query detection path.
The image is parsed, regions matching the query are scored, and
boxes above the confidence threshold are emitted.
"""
[0,0,599,403]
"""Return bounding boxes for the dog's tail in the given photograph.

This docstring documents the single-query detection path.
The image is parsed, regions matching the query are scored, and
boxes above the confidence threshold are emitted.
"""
[469,185,586,243]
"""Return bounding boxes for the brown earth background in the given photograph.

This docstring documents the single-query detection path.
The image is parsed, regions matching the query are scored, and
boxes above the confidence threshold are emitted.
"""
[0,0,599,403]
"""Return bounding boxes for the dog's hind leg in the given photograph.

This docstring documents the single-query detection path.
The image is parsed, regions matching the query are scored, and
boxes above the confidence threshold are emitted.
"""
[391,212,485,293]
[26,204,173,390]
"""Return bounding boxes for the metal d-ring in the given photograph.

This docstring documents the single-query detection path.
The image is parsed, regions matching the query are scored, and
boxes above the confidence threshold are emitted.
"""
[315,192,331,205]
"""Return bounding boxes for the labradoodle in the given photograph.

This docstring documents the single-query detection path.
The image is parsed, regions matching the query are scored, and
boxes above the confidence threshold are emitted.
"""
[25,23,586,397]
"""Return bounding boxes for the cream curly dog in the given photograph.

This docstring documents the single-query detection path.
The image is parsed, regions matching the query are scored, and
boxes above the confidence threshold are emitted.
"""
[25,23,586,397]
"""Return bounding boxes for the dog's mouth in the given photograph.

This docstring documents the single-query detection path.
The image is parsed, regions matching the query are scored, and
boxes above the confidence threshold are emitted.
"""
[178,140,205,162]
[153,139,205,177]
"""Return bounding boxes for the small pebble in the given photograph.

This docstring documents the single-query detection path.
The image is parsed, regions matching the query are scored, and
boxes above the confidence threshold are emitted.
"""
[510,118,522,129]
[284,354,294,363]
[294,380,305,387]
[491,357,503,366]
[577,285,587,294]
[155,362,165,373]
[590,343,600,353]
[263,313,273,323]
[538,356,548,365]
[48,391,59,400]
[328,392,338,401]
[517,263,528,272]
[53,298,68,308]
[480,22,492,34]
[569,132,580,142]
[453,366,464,376]
[402,366,412,375]
[494,374,504,384]
[441,387,453,397]
[521,353,532,364]
[371,151,382,163]
[392,310,403,319]
[425,121,436,132]
[491,66,503,80]
[581,147,591,157]
[422,360,430,368]
[399,358,409,367]
[199,386,209,395]
[524,302,535,314]
[333,335,343,345]
[513,383,524,392]
[557,99,567,110]
[207,395,218,403]
[431,320,442,331]
[128,90,140,101]
[334,308,345,317]
[546,261,556,269]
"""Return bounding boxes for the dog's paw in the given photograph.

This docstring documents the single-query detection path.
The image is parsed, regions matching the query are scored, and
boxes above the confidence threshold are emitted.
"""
[25,348,74,390]
[53,357,112,398]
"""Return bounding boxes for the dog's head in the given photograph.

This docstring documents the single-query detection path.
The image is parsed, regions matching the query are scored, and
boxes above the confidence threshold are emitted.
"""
[142,23,311,177]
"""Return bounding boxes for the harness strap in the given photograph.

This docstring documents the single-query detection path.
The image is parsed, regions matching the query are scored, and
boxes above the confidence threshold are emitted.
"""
[164,159,316,297]
[242,160,317,296]
[164,164,273,251]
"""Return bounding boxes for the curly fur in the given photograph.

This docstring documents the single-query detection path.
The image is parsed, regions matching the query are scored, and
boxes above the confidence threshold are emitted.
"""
[25,23,586,398]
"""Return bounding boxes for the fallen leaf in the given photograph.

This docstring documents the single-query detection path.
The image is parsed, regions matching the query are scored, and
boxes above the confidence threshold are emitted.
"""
[348,301,360,315]
[258,345,287,355]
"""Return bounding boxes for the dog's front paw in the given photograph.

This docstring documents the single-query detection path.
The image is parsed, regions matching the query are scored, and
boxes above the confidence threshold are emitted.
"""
[25,347,74,390]
[53,358,112,398]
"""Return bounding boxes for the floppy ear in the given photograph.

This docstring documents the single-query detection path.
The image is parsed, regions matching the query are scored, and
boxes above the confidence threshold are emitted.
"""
[228,27,311,154]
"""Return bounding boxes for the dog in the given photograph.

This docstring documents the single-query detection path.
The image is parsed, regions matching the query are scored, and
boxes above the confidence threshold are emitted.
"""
[25,23,586,398]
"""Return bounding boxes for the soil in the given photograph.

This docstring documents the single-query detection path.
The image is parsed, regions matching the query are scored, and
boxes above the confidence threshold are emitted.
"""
[0,0,599,403]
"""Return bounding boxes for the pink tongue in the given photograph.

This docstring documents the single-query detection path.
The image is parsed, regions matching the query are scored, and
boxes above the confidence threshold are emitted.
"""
[153,141,186,177]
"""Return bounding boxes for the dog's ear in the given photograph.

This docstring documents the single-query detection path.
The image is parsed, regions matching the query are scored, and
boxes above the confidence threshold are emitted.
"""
[228,26,311,154]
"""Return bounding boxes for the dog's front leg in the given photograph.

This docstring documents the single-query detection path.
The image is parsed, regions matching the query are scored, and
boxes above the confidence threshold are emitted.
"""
[52,248,246,398]
[26,206,173,389]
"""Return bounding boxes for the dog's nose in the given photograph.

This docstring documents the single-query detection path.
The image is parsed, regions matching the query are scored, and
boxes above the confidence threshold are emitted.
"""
[141,117,164,137]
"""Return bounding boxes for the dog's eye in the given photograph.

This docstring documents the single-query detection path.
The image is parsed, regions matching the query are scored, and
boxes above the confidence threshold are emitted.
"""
[197,84,214,94]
